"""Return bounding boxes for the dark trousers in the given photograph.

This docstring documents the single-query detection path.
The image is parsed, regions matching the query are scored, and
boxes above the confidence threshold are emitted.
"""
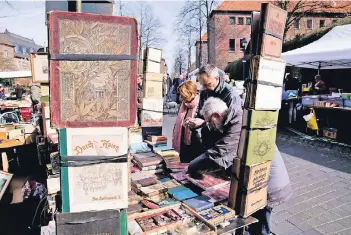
[245,206,272,235]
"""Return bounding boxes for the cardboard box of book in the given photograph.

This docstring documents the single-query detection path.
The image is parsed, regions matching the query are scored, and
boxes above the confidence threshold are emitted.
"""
[243,160,272,191]
[242,109,279,129]
[141,98,163,127]
[238,127,277,165]
[143,79,163,99]
[144,72,163,82]
[58,127,129,212]
[240,186,268,218]
[246,83,282,110]
[250,56,286,87]
[55,209,127,235]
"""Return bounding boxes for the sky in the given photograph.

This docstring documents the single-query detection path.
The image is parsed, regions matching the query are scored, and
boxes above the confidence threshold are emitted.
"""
[0,0,191,73]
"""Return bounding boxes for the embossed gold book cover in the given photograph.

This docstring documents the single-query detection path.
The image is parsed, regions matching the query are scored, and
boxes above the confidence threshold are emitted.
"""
[49,11,138,128]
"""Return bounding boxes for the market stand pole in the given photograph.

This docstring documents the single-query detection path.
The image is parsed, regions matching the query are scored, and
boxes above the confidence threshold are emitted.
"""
[227,4,287,235]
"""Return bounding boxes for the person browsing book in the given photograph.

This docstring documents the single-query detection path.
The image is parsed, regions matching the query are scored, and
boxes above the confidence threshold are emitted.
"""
[186,97,241,178]
[172,80,204,163]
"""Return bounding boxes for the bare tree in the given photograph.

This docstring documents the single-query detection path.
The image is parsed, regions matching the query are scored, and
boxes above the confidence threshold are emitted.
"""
[274,0,351,39]
[133,2,165,61]
[177,0,218,65]
[173,46,186,75]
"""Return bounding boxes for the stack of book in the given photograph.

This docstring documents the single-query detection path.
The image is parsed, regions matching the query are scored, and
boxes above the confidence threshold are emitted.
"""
[132,152,164,174]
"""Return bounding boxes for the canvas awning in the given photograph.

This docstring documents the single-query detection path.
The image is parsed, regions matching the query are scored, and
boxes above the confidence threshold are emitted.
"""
[282,24,351,70]
[0,71,32,79]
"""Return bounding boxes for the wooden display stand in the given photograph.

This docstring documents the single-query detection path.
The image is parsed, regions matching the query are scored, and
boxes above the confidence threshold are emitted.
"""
[228,3,287,235]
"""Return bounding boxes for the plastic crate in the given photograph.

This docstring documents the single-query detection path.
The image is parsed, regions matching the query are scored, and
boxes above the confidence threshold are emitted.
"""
[302,96,319,106]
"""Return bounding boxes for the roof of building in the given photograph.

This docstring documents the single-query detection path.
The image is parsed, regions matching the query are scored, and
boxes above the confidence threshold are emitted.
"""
[0,29,41,50]
[195,32,208,44]
[215,0,351,13]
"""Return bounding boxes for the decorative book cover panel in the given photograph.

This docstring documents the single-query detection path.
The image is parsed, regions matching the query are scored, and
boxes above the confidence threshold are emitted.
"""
[239,127,277,166]
[143,80,163,99]
[48,11,138,128]
[251,56,285,86]
[146,48,162,62]
[60,127,128,156]
[242,109,279,129]
[144,73,163,82]
[30,53,49,83]
[62,162,128,212]
[202,185,230,203]
[141,110,163,127]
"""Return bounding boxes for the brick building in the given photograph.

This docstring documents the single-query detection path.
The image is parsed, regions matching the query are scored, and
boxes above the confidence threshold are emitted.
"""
[205,0,351,70]
[195,33,209,68]
[0,29,42,72]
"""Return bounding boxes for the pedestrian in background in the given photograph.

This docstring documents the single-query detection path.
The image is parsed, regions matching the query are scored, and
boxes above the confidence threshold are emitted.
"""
[172,80,204,163]
[173,75,183,104]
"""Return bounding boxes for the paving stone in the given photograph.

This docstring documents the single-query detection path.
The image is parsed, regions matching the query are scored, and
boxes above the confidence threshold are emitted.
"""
[337,228,351,235]
[337,193,351,204]
[316,222,346,234]
[319,199,347,210]
[331,207,351,217]
[300,228,324,235]
[316,212,342,224]
[271,221,297,234]
[335,216,351,228]
[272,210,293,223]
[286,202,313,215]
[306,218,324,227]
[304,206,327,217]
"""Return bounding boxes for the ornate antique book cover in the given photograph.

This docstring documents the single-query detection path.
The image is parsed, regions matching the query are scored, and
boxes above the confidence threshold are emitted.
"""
[48,11,138,127]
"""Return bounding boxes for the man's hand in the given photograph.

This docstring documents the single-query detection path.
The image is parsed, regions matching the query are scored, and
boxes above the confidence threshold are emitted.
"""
[184,118,204,129]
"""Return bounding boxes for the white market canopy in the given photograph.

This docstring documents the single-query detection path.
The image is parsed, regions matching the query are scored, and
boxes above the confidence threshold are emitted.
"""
[0,71,32,79]
[282,24,351,70]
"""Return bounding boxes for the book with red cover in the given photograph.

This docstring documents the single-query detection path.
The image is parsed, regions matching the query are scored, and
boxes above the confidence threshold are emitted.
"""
[147,135,167,142]
[133,156,163,167]
[48,11,138,128]
[202,185,230,202]
[186,173,230,191]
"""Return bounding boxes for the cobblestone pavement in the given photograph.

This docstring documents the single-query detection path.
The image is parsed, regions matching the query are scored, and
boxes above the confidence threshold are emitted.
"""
[162,115,351,235]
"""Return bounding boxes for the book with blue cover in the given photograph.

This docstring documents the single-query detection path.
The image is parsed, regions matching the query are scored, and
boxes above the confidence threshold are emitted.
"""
[129,143,151,153]
[168,185,198,201]
[183,195,214,212]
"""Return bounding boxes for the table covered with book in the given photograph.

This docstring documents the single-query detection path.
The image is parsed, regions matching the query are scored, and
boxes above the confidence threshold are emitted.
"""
[127,133,257,235]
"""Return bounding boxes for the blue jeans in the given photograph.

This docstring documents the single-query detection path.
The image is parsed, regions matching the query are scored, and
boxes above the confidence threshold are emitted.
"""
[245,206,272,235]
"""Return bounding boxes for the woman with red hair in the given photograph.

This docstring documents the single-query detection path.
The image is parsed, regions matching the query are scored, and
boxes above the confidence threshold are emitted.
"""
[172,80,204,163]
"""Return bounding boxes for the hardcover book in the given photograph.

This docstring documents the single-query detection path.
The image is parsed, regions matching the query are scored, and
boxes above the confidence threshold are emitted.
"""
[147,135,167,142]
[132,156,163,167]
[132,151,157,159]
[157,198,181,207]
[213,205,235,220]
[170,172,187,182]
[48,11,138,128]
[129,142,151,154]
[132,177,158,188]
[168,185,198,201]
[161,179,181,189]
[186,173,230,191]
[202,185,230,203]
[198,208,224,226]
[139,183,167,197]
[183,195,214,212]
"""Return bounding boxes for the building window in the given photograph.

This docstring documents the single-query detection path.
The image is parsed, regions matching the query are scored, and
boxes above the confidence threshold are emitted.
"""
[229,39,236,52]
[294,19,300,29]
[4,50,8,58]
[246,17,252,25]
[229,17,235,25]
[307,19,313,29]
[14,45,19,53]
[320,19,325,28]
[22,47,27,55]
[332,19,337,24]
[238,17,244,25]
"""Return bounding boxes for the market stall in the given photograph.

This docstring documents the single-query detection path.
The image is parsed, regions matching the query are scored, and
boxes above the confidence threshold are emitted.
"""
[282,24,351,143]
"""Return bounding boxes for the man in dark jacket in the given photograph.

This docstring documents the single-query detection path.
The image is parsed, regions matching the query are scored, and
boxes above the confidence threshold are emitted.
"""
[185,64,242,176]
[187,96,242,178]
